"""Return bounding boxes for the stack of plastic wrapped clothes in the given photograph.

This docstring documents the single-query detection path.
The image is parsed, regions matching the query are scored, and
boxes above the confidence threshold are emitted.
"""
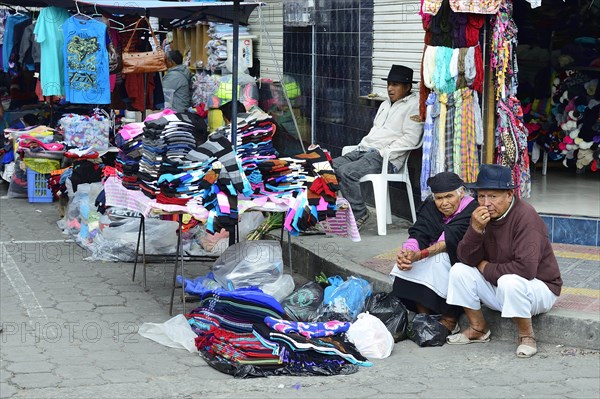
[186,286,370,378]
[114,122,144,190]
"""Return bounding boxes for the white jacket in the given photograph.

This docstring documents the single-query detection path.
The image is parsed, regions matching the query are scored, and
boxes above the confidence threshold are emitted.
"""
[358,92,423,170]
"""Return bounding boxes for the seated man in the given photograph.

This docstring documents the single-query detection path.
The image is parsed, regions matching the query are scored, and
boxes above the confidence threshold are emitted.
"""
[390,172,478,334]
[446,164,562,358]
[332,64,423,228]
[162,50,192,113]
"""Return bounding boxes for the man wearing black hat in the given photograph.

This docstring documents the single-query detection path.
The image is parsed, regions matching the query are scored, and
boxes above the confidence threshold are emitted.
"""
[446,164,562,358]
[332,64,423,228]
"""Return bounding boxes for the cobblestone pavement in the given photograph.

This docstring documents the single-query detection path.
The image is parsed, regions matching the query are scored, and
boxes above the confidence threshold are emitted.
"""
[1,188,599,398]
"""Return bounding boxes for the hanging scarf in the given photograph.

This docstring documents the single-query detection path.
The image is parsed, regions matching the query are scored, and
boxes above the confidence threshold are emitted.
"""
[461,88,479,182]
[490,2,531,197]
[453,88,463,175]
[456,47,468,89]
[436,93,448,175]
[419,47,432,121]
[434,47,455,94]
[444,93,456,171]
[430,96,442,177]
[420,92,437,200]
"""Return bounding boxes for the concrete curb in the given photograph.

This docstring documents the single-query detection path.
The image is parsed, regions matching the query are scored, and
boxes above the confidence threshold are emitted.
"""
[281,234,600,351]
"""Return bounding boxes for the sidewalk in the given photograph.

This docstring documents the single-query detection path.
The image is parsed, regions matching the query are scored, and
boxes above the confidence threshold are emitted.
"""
[1,190,599,398]
[280,211,600,350]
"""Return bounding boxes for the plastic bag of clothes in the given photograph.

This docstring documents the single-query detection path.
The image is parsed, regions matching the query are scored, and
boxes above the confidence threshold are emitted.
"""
[365,292,410,342]
[408,313,449,347]
[281,281,324,322]
[261,274,295,302]
[315,276,372,322]
[211,240,283,291]
[346,312,394,359]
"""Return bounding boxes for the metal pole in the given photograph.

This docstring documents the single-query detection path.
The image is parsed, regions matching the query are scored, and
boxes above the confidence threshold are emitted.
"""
[311,23,316,145]
[231,0,240,151]
[482,17,496,165]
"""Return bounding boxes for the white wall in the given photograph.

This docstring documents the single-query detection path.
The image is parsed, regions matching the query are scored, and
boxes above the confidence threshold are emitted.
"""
[248,0,284,81]
[373,0,424,95]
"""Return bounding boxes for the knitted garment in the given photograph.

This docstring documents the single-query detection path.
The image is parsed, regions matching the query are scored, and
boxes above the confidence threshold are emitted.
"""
[460,88,479,183]
[452,89,463,175]
[419,47,432,121]
[436,93,448,175]
[456,47,468,89]
[423,45,437,89]
[434,47,455,94]
[420,92,438,200]
[444,92,456,171]
[430,95,442,177]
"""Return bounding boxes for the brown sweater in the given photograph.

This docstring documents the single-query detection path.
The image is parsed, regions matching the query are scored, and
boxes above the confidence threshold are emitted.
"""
[457,198,562,296]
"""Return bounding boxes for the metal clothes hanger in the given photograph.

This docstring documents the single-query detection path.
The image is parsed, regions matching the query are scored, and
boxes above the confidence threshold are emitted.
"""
[73,0,93,19]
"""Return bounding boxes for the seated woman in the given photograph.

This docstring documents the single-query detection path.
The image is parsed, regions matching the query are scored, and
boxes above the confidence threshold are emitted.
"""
[390,172,477,333]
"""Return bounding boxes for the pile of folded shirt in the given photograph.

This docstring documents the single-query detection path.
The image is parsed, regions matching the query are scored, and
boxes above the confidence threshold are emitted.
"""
[115,122,144,190]
[225,111,279,193]
[138,112,208,199]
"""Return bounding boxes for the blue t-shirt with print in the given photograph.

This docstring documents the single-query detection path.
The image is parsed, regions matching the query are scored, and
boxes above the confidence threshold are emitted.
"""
[62,16,110,104]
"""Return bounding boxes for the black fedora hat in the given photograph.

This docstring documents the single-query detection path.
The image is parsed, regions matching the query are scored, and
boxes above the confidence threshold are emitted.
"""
[382,64,416,84]
[467,164,517,190]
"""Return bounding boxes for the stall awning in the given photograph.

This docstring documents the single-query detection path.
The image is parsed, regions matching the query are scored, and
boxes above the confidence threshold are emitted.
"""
[0,1,261,25]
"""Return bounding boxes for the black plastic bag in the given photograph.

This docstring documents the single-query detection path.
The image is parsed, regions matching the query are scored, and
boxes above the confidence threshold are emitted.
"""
[365,292,409,342]
[408,313,448,347]
[281,281,324,322]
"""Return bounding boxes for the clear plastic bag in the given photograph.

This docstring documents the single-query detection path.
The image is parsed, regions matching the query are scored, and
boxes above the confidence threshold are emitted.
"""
[346,312,394,359]
[138,314,197,353]
[261,274,295,302]
[102,217,179,255]
[211,240,283,291]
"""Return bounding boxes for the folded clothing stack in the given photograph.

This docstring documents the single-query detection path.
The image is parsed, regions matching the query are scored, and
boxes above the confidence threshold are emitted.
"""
[114,122,144,190]
[138,112,208,199]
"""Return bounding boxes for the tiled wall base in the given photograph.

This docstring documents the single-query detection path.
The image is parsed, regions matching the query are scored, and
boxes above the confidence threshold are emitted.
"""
[540,214,600,247]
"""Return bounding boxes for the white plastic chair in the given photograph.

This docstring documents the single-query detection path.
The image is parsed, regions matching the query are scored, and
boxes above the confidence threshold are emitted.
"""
[341,136,424,235]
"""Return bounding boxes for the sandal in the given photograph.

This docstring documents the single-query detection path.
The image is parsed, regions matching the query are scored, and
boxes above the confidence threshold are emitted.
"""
[447,326,491,345]
[516,335,537,358]
[355,213,370,230]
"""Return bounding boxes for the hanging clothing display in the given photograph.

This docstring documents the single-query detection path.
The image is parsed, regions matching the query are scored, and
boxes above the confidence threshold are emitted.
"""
[490,1,531,197]
[2,13,30,73]
[34,7,71,96]
[418,0,484,197]
[63,16,110,104]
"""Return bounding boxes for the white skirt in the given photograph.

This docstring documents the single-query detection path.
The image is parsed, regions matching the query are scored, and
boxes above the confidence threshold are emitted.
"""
[389,252,452,298]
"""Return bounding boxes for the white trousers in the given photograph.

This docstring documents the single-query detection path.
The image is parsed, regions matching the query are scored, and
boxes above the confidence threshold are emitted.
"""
[447,263,558,318]
[390,253,452,298]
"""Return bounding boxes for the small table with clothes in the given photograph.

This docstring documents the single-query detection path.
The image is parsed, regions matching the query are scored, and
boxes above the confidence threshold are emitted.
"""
[103,176,362,314]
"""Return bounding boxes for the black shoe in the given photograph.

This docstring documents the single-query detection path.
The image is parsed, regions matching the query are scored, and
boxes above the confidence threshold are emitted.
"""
[355,213,370,230]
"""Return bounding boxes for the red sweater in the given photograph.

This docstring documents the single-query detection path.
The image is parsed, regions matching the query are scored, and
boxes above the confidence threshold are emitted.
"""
[457,198,562,296]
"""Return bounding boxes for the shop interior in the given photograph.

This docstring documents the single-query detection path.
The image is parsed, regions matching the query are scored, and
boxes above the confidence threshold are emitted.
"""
[513,0,600,217]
